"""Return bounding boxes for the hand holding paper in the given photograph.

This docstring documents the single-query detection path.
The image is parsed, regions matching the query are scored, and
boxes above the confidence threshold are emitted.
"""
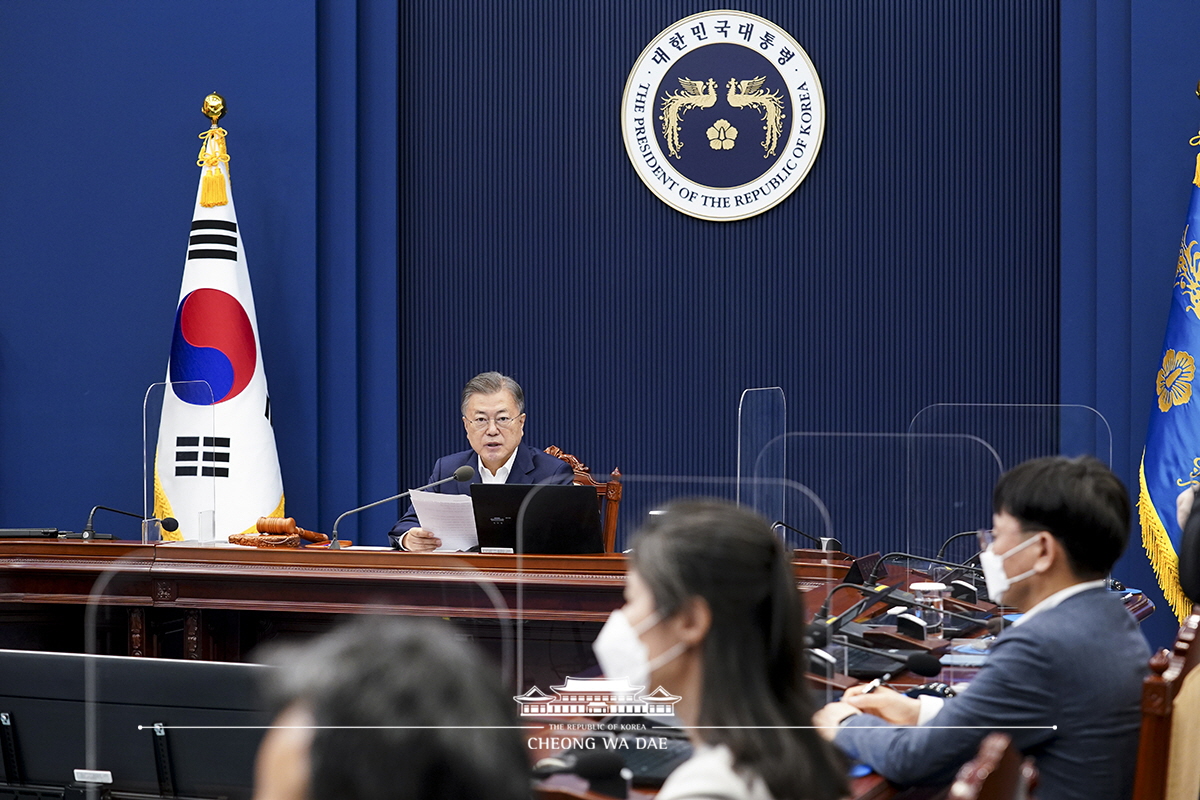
[408,491,478,551]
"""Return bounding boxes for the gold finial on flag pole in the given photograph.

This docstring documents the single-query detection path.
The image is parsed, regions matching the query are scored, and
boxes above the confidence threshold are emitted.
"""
[197,92,230,207]
[202,92,226,125]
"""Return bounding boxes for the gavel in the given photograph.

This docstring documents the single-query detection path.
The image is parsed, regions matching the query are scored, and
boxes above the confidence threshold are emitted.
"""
[256,517,329,544]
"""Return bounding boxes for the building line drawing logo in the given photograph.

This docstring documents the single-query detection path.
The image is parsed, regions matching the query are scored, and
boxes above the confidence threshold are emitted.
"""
[514,677,682,717]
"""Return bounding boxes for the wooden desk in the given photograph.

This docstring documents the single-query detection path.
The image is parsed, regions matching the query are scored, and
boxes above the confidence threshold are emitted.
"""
[0,540,849,687]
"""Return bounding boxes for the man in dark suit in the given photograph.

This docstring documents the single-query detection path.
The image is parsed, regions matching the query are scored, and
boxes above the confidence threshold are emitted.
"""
[388,371,573,550]
[814,456,1149,800]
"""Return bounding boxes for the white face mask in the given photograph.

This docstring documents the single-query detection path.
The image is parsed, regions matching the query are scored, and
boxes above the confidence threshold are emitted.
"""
[592,608,687,690]
[979,534,1041,605]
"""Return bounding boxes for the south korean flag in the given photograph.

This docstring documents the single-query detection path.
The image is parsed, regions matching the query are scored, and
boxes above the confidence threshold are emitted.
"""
[153,121,285,540]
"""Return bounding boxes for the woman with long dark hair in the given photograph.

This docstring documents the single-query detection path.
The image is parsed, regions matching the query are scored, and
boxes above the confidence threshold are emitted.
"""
[593,499,847,800]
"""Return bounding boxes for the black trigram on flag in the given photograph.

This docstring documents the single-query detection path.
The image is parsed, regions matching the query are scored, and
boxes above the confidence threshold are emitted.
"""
[187,219,239,261]
[175,436,231,478]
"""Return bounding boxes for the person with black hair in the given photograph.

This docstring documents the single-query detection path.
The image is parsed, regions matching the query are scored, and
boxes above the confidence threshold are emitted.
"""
[389,371,572,551]
[252,617,529,800]
[814,455,1149,800]
[593,499,848,800]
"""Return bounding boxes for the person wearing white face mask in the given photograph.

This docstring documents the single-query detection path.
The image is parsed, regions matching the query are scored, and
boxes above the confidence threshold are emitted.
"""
[593,500,848,800]
[813,455,1149,800]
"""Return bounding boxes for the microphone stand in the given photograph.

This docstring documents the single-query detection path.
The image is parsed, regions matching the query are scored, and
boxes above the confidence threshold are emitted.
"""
[330,466,475,549]
[772,520,843,552]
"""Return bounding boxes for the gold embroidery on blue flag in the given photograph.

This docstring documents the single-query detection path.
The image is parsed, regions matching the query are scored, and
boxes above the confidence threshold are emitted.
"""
[1157,349,1195,412]
[1176,459,1200,490]
[1176,226,1200,318]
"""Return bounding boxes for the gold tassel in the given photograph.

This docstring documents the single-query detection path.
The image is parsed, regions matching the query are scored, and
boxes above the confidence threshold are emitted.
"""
[196,126,230,208]
[1139,455,1192,621]
[1194,149,1200,189]
[152,456,184,542]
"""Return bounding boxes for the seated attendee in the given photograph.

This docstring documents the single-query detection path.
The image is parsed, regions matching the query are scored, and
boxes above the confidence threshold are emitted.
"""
[814,455,1149,800]
[389,371,573,550]
[594,499,847,800]
[253,617,528,800]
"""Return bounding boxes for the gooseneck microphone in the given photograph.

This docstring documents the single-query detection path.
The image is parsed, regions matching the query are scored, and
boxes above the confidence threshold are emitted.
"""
[771,520,843,552]
[832,582,991,631]
[867,552,985,584]
[79,506,179,541]
[330,465,476,549]
[811,583,909,648]
[815,582,903,621]
[935,530,980,560]
[808,626,943,678]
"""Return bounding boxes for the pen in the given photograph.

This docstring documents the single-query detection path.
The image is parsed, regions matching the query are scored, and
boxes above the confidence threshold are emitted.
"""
[861,673,893,694]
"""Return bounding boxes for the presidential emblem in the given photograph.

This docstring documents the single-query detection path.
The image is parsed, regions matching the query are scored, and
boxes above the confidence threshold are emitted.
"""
[621,11,825,221]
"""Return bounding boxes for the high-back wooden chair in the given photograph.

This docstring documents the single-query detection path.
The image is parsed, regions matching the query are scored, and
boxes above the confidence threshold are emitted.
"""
[1133,604,1200,800]
[945,732,1037,800]
[544,446,621,553]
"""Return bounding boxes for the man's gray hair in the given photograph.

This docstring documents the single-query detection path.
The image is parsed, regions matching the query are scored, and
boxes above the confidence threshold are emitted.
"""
[460,371,525,416]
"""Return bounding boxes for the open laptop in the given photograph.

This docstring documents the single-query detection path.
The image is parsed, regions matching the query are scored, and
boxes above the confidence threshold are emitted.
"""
[470,484,603,554]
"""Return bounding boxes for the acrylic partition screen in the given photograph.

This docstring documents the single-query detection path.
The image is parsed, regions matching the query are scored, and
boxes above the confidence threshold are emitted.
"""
[736,387,787,526]
[907,403,1113,468]
[744,431,1004,562]
[143,381,216,543]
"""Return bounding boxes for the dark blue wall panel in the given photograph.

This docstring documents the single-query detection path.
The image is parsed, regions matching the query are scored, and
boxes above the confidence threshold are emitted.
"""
[0,0,320,535]
[398,1,1061,553]
[1066,0,1200,648]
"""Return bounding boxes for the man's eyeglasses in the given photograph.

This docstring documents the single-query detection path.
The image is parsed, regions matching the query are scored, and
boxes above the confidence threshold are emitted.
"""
[466,415,522,431]
[977,529,996,549]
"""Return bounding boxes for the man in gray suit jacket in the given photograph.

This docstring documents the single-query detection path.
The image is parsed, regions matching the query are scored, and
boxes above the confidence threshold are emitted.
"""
[814,456,1149,800]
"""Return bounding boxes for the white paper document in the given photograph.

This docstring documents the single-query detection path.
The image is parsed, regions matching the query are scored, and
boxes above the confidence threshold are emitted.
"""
[408,490,478,551]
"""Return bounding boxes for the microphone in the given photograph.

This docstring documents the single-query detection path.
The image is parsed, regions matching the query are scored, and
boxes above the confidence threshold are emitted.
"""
[772,520,842,552]
[935,530,980,560]
[814,582,906,627]
[816,582,902,623]
[831,582,992,633]
[808,629,943,678]
[331,465,476,549]
[77,506,178,541]
[867,552,984,584]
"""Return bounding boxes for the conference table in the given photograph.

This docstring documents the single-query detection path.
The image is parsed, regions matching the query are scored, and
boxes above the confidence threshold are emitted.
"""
[0,539,853,690]
[0,538,1141,800]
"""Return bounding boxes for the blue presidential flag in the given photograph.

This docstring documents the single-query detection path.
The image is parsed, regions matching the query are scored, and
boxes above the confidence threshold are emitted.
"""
[153,105,285,540]
[1139,156,1200,621]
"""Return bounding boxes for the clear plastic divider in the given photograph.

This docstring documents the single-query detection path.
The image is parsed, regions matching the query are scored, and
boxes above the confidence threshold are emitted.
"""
[747,432,1003,560]
[736,387,787,524]
[77,550,519,799]
[143,381,216,543]
[908,403,1113,468]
